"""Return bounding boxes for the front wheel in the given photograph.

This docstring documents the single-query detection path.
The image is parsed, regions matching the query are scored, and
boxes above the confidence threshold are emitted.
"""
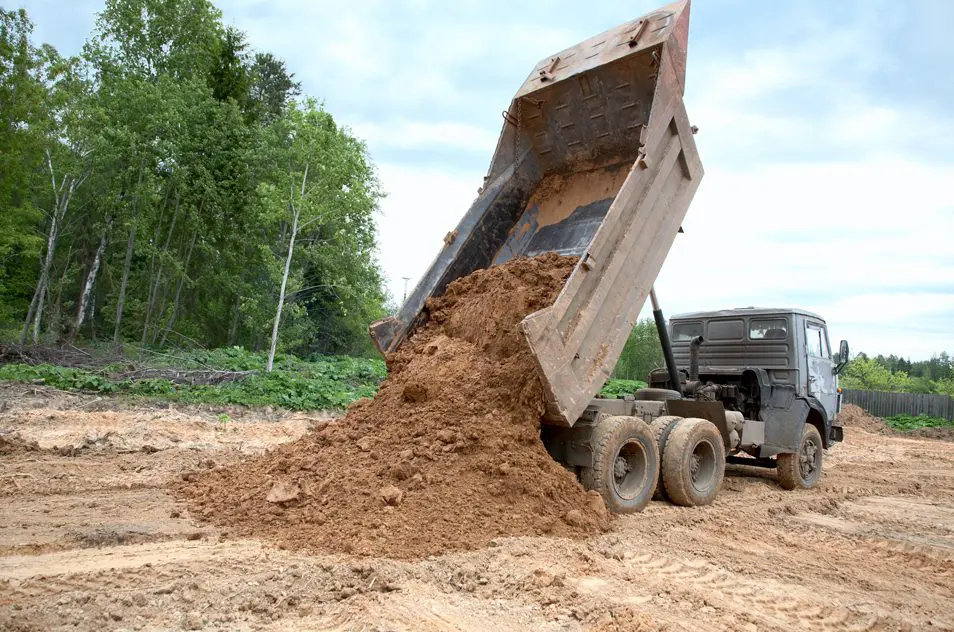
[588,416,659,514]
[777,424,824,490]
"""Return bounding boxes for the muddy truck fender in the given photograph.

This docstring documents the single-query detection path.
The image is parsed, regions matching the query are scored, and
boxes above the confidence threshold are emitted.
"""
[370,0,704,427]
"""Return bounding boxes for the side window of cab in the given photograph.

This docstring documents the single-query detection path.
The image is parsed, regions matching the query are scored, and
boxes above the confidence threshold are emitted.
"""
[805,322,830,359]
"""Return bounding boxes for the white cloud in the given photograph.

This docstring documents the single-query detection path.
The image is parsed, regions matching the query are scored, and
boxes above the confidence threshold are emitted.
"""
[653,157,954,358]
[350,119,498,153]
[374,162,479,302]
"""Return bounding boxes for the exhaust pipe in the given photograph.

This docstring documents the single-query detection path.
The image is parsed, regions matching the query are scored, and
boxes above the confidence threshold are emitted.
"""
[689,335,704,382]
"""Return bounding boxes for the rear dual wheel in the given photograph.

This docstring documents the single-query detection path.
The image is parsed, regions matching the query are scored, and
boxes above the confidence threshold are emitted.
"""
[585,416,659,514]
[661,417,725,507]
[649,416,682,501]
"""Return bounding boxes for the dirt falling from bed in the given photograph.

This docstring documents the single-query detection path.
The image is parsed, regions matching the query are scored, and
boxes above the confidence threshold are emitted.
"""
[174,253,610,558]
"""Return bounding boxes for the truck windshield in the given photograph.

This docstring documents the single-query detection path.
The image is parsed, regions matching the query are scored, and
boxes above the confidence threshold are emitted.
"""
[672,321,703,341]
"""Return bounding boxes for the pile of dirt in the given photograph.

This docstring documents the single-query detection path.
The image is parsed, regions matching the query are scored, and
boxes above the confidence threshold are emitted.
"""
[836,404,954,442]
[175,254,609,558]
[0,433,41,456]
[836,404,887,434]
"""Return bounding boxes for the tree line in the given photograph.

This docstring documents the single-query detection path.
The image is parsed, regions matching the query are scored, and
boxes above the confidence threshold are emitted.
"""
[839,352,954,396]
[0,1,387,365]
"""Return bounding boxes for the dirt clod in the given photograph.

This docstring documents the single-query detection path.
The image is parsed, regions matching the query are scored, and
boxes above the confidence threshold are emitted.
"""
[402,382,428,403]
[175,254,608,558]
[563,509,585,527]
[265,481,300,504]
[379,485,404,507]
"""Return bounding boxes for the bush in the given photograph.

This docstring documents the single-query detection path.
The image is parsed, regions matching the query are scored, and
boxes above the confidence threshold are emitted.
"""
[0,349,386,411]
[884,413,954,431]
[599,378,648,398]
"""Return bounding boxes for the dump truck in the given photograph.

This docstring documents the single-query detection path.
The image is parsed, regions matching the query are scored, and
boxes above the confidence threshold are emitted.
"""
[369,0,848,513]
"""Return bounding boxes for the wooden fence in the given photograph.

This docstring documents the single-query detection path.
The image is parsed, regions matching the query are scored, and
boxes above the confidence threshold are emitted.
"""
[842,389,954,421]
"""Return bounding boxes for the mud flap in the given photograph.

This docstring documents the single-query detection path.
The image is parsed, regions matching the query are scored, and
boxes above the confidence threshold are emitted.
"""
[760,397,809,458]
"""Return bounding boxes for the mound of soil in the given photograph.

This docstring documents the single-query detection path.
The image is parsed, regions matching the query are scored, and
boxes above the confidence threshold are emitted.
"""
[0,434,41,456]
[837,404,887,434]
[175,254,609,558]
[836,404,954,442]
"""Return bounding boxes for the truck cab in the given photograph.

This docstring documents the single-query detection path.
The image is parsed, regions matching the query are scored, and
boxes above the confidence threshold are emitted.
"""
[665,308,848,434]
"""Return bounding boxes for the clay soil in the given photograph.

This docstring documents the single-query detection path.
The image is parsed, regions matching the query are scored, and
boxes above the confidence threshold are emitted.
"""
[3,384,954,630]
[174,254,607,559]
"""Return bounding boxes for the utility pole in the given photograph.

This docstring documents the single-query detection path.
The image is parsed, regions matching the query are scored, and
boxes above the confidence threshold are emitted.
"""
[401,277,411,304]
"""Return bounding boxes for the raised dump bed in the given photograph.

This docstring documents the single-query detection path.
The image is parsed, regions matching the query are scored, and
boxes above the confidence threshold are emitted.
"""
[370,0,703,427]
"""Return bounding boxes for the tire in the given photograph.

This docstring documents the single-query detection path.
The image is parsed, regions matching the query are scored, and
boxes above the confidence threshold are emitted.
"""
[589,416,659,514]
[634,388,682,402]
[777,424,824,490]
[649,416,682,501]
[662,417,725,507]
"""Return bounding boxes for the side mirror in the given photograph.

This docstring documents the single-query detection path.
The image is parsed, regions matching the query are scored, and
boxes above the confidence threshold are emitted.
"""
[834,339,849,375]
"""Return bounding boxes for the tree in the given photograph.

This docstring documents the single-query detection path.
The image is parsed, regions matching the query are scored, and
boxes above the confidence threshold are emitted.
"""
[612,319,665,382]
[261,100,383,369]
[247,53,300,124]
[209,26,250,107]
[0,6,389,358]
[839,356,912,392]
[0,10,60,333]
[86,0,222,81]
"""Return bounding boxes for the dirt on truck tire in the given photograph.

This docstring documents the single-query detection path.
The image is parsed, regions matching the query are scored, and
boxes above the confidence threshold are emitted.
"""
[649,415,682,501]
[588,416,659,514]
[777,423,824,490]
[662,417,725,507]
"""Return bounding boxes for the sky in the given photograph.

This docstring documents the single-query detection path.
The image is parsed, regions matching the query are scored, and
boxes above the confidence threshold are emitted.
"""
[18,0,954,360]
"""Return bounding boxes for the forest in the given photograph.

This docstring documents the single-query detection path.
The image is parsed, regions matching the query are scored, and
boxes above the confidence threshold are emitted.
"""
[1,1,386,366]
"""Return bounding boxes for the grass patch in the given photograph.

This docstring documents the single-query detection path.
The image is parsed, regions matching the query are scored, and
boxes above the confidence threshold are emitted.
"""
[884,413,954,432]
[0,348,386,411]
[598,378,648,398]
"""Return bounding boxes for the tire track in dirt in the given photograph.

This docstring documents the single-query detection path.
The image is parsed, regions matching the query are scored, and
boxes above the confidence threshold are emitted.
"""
[609,550,883,632]
[4,389,954,631]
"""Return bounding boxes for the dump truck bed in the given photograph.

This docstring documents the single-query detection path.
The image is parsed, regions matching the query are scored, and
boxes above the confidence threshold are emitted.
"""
[370,0,703,427]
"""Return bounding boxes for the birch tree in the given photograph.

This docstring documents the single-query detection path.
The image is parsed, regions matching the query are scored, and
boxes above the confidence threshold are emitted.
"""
[264,103,331,371]
[20,150,88,343]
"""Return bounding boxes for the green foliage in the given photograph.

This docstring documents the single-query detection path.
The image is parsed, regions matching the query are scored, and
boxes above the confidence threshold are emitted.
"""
[599,379,649,398]
[612,319,665,382]
[841,353,954,395]
[0,9,61,325]
[936,378,954,397]
[0,3,387,360]
[0,364,120,392]
[839,356,912,392]
[0,347,385,411]
[884,413,954,432]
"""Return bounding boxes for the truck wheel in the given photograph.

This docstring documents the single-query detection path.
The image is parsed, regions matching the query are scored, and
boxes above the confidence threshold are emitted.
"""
[662,418,725,507]
[590,416,659,514]
[649,416,682,501]
[776,424,823,490]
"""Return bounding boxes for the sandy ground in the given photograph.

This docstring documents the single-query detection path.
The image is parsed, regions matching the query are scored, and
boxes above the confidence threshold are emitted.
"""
[2,384,953,631]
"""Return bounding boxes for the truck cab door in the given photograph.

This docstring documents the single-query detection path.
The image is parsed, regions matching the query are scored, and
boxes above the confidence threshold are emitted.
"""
[805,321,836,420]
